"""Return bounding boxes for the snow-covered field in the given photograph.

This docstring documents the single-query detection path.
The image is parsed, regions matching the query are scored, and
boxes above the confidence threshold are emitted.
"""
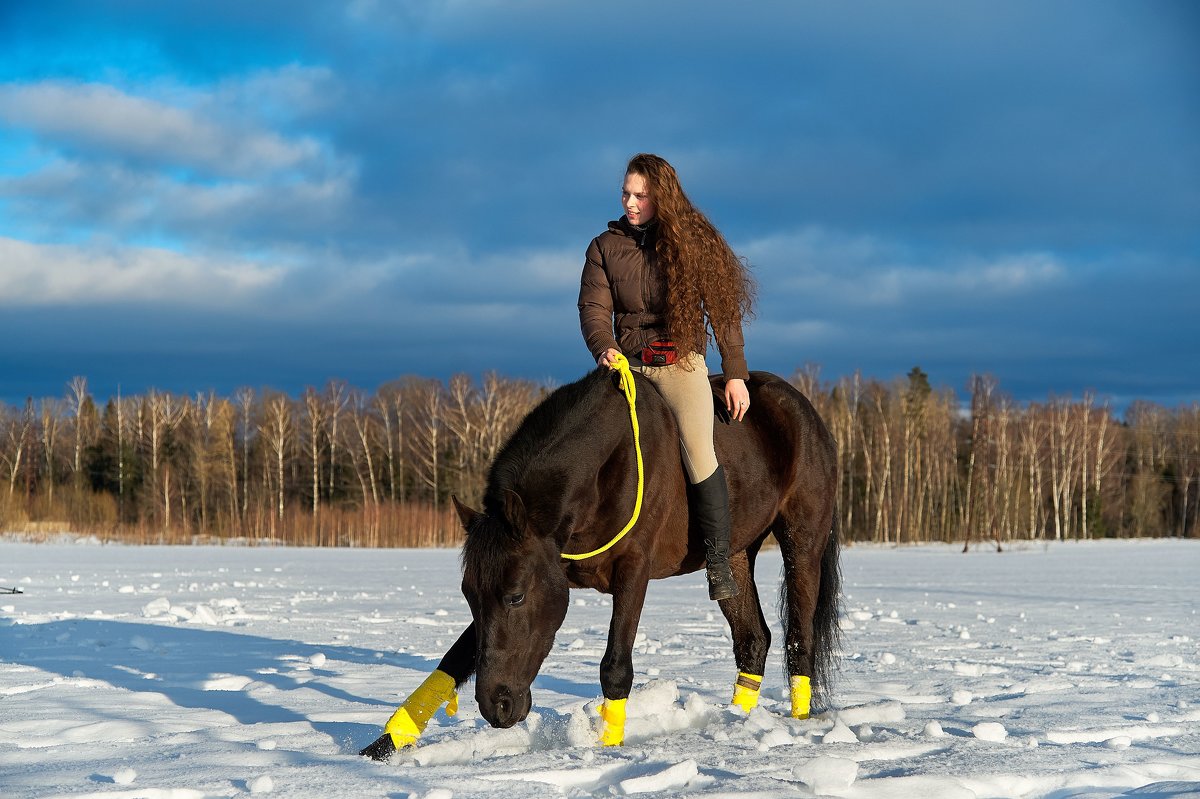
[1,537,1197,799]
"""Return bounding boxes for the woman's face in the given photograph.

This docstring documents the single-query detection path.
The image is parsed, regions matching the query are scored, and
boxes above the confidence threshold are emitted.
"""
[622,172,655,225]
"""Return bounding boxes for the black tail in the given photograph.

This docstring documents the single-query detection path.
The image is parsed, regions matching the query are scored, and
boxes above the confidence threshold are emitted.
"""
[810,510,842,707]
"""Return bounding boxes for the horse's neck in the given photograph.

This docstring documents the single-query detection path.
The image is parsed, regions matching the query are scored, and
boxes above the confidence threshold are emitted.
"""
[548,385,675,555]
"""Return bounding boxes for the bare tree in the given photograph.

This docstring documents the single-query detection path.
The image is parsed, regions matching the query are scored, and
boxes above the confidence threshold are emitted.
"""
[406,378,446,508]
[1176,404,1200,537]
[861,383,893,543]
[478,372,539,468]
[187,391,234,536]
[1,400,34,500]
[116,389,129,516]
[1019,403,1046,539]
[348,389,381,507]
[1045,397,1080,541]
[302,387,326,515]
[386,384,410,503]
[898,367,931,543]
[929,387,962,543]
[1126,401,1168,537]
[324,381,349,502]
[963,375,996,551]
[235,387,256,521]
[68,376,93,486]
[444,373,482,504]
[39,398,66,506]
[145,391,185,533]
[990,396,1016,547]
[831,372,862,537]
[375,389,397,502]
[259,393,293,532]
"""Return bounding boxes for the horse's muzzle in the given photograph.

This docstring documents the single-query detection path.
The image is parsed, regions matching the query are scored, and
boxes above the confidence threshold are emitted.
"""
[478,685,532,728]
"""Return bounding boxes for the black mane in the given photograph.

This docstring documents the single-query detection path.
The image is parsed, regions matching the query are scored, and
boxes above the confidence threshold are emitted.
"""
[482,368,616,522]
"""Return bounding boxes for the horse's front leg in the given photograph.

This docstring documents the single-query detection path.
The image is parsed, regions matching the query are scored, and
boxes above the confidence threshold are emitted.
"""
[597,558,651,746]
[360,623,477,761]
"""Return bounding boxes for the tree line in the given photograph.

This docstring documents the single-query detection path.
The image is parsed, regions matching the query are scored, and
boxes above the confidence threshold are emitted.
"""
[1,369,1196,547]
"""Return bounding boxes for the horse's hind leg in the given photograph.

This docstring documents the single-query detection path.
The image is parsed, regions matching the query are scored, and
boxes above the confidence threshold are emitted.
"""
[775,507,840,719]
[717,538,770,711]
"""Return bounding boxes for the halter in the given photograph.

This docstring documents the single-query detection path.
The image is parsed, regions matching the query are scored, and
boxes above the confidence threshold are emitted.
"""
[561,353,645,561]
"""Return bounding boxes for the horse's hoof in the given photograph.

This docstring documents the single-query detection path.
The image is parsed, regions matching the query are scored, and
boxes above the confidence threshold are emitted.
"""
[360,733,397,761]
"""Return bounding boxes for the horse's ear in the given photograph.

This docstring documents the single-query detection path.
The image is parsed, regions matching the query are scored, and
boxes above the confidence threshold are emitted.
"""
[451,494,481,531]
[502,489,529,536]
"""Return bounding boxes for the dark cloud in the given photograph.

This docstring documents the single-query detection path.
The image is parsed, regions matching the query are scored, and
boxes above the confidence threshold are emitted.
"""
[0,1,1195,410]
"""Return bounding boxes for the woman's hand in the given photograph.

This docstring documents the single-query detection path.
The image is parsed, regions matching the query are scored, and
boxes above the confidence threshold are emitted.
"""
[597,348,622,369]
[725,378,750,421]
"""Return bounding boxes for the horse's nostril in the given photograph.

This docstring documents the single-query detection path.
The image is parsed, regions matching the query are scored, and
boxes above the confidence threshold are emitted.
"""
[496,696,512,721]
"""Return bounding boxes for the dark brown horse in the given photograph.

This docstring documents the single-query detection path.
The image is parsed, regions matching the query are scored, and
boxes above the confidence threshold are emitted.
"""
[361,367,839,760]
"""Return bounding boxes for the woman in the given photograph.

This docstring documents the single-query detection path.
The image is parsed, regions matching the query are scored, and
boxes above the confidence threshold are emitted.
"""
[578,153,755,601]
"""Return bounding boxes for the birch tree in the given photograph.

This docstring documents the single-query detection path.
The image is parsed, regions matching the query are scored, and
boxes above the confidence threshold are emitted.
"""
[235,387,256,521]
[348,389,381,507]
[406,378,445,507]
[324,381,349,503]
[260,393,293,529]
[302,387,326,515]
[68,376,94,486]
[39,399,65,506]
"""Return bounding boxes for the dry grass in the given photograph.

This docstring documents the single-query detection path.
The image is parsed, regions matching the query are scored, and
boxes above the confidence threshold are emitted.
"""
[1,498,465,548]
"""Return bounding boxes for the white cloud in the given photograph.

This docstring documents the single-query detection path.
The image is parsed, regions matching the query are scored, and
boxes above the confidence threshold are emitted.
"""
[741,227,1066,308]
[0,237,284,306]
[476,246,580,293]
[3,157,353,240]
[755,318,837,342]
[209,64,341,123]
[0,80,326,178]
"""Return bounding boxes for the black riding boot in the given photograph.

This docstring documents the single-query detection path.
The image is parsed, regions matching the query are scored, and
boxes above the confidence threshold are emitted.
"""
[692,465,739,601]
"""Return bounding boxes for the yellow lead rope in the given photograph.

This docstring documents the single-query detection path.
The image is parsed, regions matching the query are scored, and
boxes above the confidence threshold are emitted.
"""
[561,353,644,561]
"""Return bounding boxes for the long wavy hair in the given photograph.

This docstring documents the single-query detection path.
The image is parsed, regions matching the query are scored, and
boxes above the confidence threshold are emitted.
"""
[626,153,755,361]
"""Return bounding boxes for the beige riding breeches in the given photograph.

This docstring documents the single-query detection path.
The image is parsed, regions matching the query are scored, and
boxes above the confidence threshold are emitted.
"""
[631,353,720,484]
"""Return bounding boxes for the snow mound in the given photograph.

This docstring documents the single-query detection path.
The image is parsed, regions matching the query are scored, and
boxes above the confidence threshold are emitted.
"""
[1118,783,1200,798]
[793,756,858,795]
[837,700,905,726]
[973,721,1008,742]
[617,759,698,794]
[823,720,859,744]
[248,774,274,793]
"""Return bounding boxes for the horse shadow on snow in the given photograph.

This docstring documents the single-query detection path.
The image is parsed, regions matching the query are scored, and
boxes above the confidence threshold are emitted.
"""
[0,615,442,750]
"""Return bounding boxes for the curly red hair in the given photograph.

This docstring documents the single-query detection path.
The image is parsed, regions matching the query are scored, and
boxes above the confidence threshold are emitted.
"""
[626,153,755,361]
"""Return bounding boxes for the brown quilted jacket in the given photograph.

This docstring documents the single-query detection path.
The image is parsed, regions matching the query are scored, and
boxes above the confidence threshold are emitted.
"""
[577,217,749,380]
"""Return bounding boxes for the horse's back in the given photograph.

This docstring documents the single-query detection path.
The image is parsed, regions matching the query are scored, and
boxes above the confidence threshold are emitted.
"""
[709,371,837,537]
[709,370,834,456]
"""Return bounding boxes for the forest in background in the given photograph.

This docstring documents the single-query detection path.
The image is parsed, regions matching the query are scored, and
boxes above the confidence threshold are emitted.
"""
[1,368,1197,548]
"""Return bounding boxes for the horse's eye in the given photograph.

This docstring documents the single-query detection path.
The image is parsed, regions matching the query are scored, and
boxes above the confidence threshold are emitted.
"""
[505,593,526,607]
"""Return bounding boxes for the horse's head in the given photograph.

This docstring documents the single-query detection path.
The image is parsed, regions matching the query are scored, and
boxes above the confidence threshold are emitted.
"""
[455,492,569,729]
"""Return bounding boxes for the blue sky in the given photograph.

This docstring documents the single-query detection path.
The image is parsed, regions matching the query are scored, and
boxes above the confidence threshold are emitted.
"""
[1,1,1197,410]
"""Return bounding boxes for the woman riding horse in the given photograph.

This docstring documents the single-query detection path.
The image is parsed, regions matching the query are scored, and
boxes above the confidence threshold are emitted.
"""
[579,153,755,602]
[359,155,839,761]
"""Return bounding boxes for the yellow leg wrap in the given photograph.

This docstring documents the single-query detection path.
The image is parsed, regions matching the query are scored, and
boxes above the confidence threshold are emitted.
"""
[790,675,812,719]
[384,669,458,749]
[598,698,627,746]
[731,672,763,713]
